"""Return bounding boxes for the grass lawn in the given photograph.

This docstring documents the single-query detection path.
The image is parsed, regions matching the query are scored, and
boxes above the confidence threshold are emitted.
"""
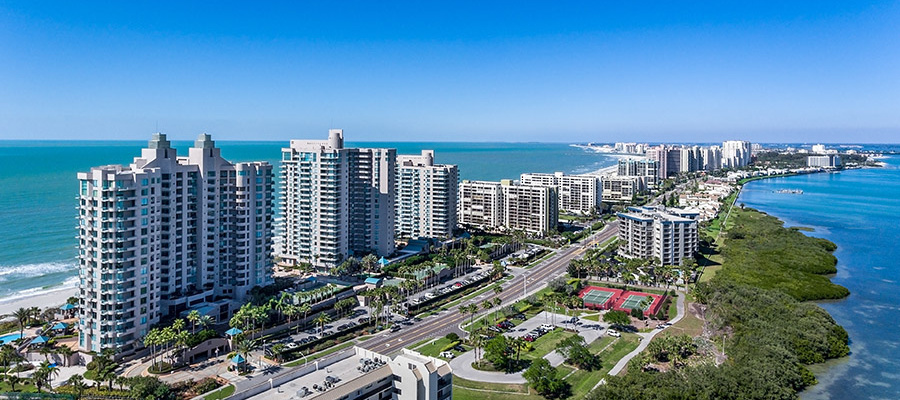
[452,375,534,395]
[453,386,543,400]
[564,369,602,399]
[580,313,600,321]
[204,384,235,400]
[0,382,37,393]
[522,329,574,360]
[598,334,641,376]
[416,337,457,358]
[667,295,678,320]
[283,341,355,367]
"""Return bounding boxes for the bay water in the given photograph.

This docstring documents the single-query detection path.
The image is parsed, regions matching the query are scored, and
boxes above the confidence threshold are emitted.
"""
[739,156,900,399]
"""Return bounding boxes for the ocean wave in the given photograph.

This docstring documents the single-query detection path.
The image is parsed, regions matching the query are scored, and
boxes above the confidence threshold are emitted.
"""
[0,261,76,281]
[0,276,79,305]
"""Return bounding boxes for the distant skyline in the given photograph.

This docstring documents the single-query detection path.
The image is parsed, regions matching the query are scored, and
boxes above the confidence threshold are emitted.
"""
[1,1,898,143]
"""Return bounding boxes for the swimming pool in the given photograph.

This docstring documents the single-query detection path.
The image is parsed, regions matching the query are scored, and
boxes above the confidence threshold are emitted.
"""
[0,332,23,345]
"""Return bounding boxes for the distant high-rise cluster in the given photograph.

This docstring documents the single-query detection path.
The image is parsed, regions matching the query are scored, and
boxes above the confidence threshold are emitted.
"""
[644,140,751,179]
[77,134,274,354]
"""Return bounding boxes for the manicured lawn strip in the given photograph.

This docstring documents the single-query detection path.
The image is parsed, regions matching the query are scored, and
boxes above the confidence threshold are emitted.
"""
[452,386,542,400]
[204,384,235,400]
[565,369,602,399]
[587,336,615,353]
[283,341,356,367]
[522,329,574,360]
[452,375,532,394]
[658,292,703,338]
[416,337,454,358]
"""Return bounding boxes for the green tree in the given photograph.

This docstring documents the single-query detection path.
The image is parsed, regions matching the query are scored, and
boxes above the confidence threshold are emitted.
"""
[483,335,510,371]
[557,335,601,371]
[602,310,631,326]
[522,358,569,399]
[68,374,87,399]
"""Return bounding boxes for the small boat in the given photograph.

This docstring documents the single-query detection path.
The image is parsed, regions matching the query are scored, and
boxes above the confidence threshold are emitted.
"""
[774,189,803,194]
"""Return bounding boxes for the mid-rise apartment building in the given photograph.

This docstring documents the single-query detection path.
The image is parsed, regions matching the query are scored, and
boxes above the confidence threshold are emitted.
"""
[617,159,659,190]
[280,130,395,269]
[617,206,698,266]
[519,172,601,214]
[808,155,842,168]
[601,176,643,203]
[458,180,558,235]
[77,134,274,354]
[395,151,459,239]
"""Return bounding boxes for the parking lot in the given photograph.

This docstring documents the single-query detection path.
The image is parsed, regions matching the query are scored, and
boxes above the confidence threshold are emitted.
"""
[501,311,608,345]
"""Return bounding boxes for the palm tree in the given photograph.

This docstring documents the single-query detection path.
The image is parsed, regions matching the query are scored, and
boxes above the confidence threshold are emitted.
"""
[235,338,257,372]
[36,361,58,392]
[297,303,312,331]
[68,374,87,400]
[56,345,75,367]
[115,375,130,391]
[38,344,56,362]
[493,297,502,320]
[314,313,332,334]
[511,336,527,364]
[9,307,31,339]
[481,300,493,326]
[198,315,214,331]
[186,310,200,334]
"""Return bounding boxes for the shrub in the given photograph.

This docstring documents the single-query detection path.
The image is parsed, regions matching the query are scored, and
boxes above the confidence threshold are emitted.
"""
[445,333,459,341]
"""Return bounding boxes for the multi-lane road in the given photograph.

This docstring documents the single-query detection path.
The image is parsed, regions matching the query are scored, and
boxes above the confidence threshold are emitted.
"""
[230,221,619,398]
[361,220,620,355]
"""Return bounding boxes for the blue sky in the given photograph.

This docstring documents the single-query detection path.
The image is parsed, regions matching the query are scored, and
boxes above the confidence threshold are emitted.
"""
[1,1,898,143]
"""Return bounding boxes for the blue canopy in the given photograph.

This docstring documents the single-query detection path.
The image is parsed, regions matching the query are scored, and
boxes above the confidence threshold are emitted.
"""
[378,257,389,266]
[30,335,49,345]
[51,322,68,330]
[59,304,76,310]
[225,328,243,336]
[231,354,246,364]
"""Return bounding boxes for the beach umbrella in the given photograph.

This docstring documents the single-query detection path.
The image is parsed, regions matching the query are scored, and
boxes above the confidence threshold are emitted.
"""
[30,335,49,345]
[231,354,246,364]
[378,257,389,267]
[59,304,76,311]
[225,327,243,336]
[51,322,68,330]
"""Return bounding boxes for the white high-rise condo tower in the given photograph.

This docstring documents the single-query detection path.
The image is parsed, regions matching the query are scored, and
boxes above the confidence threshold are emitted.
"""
[395,150,459,240]
[280,130,396,269]
[77,134,274,355]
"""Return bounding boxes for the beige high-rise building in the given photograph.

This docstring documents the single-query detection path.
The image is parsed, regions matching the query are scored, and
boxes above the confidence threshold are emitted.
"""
[458,179,557,235]
[77,134,274,355]
[395,150,459,239]
[602,176,643,203]
[280,130,396,269]
[458,180,503,231]
[501,180,558,234]
[520,172,601,214]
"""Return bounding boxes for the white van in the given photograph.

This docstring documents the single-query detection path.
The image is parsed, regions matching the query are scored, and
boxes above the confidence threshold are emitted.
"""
[607,329,621,337]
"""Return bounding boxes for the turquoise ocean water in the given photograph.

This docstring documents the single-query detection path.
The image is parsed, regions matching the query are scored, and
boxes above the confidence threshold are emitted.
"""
[0,140,617,301]
[739,156,900,399]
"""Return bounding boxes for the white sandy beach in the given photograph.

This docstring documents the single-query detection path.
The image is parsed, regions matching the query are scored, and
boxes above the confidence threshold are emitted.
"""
[0,286,77,316]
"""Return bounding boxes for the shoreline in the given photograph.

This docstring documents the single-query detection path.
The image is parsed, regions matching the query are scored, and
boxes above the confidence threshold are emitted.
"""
[0,285,77,316]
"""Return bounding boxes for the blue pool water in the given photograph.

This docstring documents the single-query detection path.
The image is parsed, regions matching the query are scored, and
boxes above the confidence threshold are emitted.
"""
[0,332,23,345]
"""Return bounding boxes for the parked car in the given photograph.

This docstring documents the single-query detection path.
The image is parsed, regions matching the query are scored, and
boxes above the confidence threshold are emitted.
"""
[523,335,536,342]
[439,351,455,359]
[607,329,621,337]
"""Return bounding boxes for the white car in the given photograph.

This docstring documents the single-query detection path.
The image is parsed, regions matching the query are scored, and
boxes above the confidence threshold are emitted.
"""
[439,351,455,359]
[607,329,621,337]
[540,324,555,331]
